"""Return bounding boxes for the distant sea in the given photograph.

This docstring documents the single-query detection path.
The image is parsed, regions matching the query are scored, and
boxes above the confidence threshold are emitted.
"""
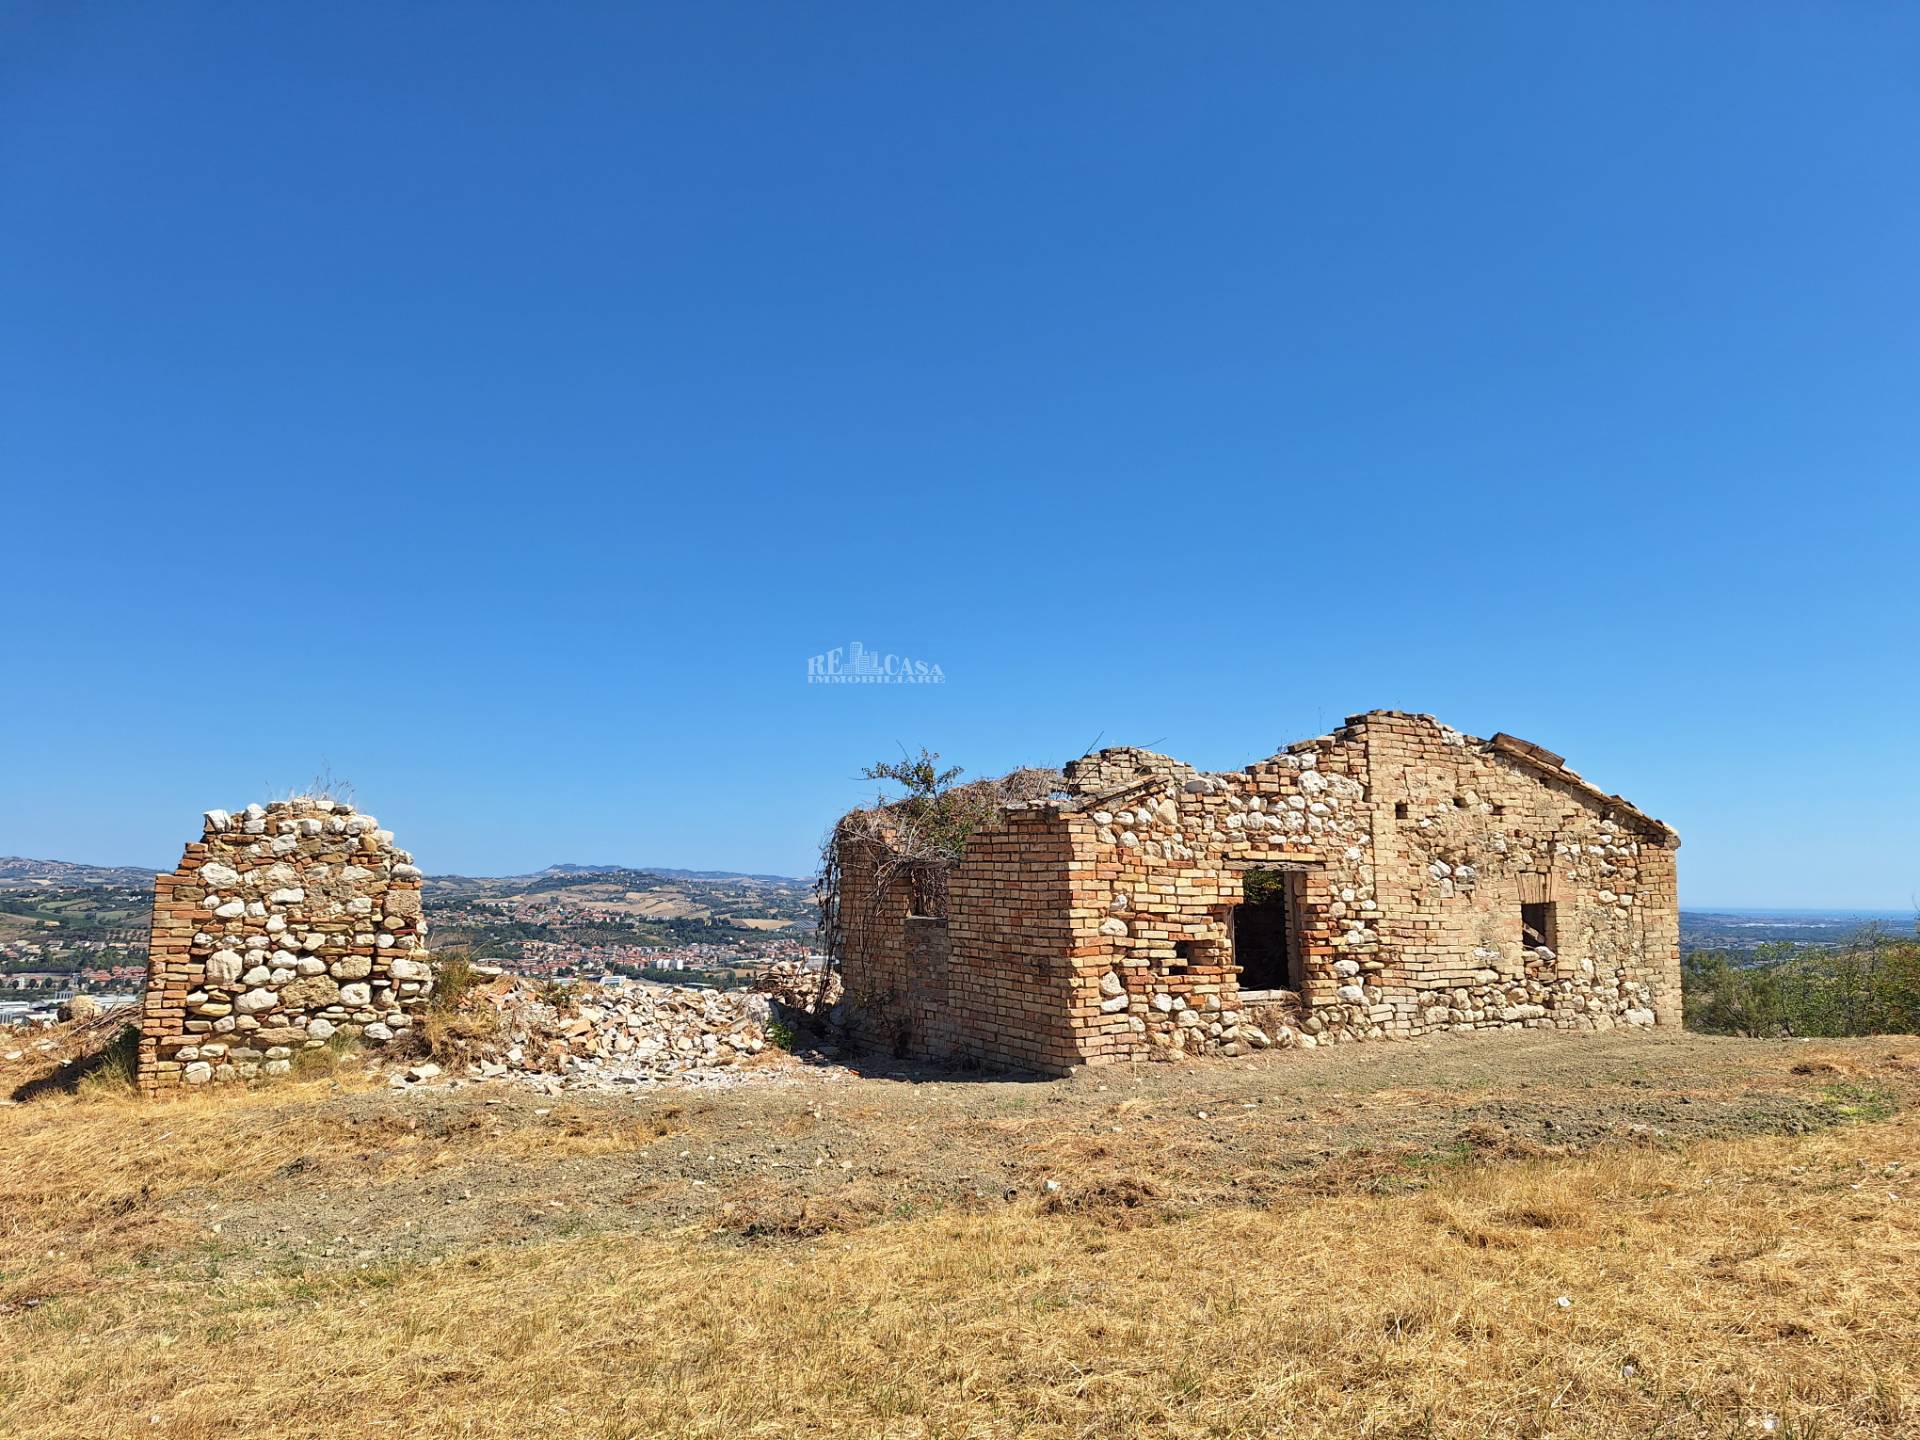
[1680,906,1916,954]
[1686,907,1915,923]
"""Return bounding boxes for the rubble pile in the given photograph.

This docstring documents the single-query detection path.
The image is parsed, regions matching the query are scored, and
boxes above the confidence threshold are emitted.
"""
[752,957,843,1016]
[0,1001,141,1092]
[470,976,781,1089]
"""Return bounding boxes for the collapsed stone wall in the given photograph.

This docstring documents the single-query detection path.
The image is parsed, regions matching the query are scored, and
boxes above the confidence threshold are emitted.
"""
[834,711,1681,1074]
[137,799,431,1091]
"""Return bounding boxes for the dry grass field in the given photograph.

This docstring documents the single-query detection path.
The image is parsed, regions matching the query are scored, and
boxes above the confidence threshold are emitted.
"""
[3,1029,1918,1439]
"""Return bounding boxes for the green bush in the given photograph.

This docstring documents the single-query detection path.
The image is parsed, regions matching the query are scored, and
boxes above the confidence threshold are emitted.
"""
[1684,930,1920,1038]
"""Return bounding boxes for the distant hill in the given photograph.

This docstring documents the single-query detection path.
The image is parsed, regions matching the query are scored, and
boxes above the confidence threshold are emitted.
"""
[423,864,815,932]
[0,857,157,889]
[546,863,811,886]
[427,863,810,892]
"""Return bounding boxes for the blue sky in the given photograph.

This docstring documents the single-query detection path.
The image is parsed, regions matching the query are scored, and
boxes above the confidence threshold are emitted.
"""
[2,3,1916,907]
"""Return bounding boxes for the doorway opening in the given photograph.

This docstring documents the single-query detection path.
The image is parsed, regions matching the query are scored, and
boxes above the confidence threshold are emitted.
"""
[1234,868,1305,994]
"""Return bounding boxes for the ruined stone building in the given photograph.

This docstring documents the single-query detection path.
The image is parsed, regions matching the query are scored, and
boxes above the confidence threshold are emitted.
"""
[828,711,1680,1073]
[137,798,431,1090]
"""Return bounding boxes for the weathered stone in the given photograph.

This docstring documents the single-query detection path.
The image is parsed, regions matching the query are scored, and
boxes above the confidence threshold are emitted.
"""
[280,976,341,1009]
[204,950,244,984]
[59,994,103,1022]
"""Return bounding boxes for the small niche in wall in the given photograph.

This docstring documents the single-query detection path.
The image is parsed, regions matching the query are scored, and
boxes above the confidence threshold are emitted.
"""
[1394,802,1409,819]
[907,864,947,920]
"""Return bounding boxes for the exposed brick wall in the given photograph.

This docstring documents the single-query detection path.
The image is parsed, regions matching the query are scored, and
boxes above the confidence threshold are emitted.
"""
[137,799,431,1091]
[1061,728,1376,1063]
[943,809,1080,1071]
[835,813,1081,1070]
[835,711,1680,1074]
[830,834,931,1058]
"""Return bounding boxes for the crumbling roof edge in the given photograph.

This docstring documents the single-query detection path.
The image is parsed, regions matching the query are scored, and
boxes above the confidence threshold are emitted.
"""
[1476,738,1680,847]
[1066,711,1679,845]
[842,712,1679,845]
[1335,711,1678,845]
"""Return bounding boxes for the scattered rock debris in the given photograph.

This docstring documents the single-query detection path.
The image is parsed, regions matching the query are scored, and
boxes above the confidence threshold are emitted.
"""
[398,964,848,1093]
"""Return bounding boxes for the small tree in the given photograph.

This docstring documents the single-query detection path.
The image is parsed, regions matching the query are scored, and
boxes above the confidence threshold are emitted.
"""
[859,749,982,915]
[822,752,1063,971]
[862,747,961,818]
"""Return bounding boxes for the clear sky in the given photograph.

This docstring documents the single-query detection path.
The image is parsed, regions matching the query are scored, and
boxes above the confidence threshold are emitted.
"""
[2,3,1916,908]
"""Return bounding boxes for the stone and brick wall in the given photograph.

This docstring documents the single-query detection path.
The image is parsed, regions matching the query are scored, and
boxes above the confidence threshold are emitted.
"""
[834,711,1680,1074]
[137,798,431,1091]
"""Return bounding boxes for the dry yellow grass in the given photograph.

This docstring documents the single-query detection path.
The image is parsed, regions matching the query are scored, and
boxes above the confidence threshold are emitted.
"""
[3,1044,1917,1439]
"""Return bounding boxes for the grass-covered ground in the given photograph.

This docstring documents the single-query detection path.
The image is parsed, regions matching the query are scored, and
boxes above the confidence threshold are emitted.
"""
[3,1030,1917,1439]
